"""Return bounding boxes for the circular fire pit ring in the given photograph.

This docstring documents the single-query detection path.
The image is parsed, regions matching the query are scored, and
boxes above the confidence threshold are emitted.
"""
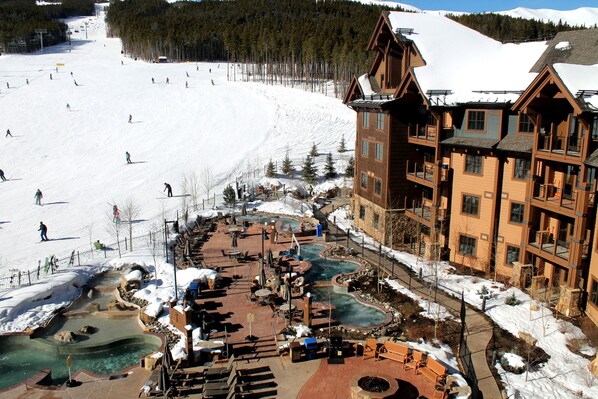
[350,373,399,399]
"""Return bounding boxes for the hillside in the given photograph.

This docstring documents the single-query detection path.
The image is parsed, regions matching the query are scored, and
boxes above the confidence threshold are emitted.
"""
[0,10,354,274]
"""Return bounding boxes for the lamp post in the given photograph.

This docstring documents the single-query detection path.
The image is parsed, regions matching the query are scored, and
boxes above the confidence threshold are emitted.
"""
[164,219,179,302]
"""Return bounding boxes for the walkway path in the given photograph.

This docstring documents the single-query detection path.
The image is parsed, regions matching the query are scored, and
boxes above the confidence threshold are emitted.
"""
[318,198,502,399]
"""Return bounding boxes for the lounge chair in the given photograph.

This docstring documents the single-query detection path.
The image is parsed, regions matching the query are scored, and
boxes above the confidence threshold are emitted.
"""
[363,338,378,360]
[204,355,235,379]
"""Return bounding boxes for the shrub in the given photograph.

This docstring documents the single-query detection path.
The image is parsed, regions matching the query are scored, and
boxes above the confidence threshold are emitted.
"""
[505,292,521,306]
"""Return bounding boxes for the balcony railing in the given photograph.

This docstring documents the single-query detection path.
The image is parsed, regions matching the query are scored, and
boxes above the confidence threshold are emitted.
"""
[537,134,581,157]
[405,198,448,225]
[408,124,437,142]
[528,229,571,261]
[532,182,576,210]
[406,161,449,185]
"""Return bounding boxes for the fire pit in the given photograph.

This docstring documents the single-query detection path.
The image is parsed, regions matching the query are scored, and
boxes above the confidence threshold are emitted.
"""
[350,373,399,399]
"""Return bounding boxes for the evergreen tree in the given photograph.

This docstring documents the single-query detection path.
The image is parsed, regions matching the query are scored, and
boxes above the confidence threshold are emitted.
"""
[266,159,276,177]
[309,142,318,158]
[345,156,355,177]
[223,184,236,207]
[338,135,346,153]
[302,154,317,184]
[281,151,294,176]
[324,152,337,179]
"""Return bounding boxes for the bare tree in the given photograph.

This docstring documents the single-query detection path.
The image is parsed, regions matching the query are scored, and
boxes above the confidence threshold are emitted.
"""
[200,166,214,205]
[189,171,200,210]
[121,198,140,252]
[146,222,162,284]
[180,173,190,220]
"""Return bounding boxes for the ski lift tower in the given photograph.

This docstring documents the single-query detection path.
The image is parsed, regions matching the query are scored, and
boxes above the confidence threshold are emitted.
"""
[35,29,47,53]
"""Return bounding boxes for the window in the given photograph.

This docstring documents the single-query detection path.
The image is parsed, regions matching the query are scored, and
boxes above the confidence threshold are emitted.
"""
[363,112,369,128]
[373,213,379,229]
[465,154,483,174]
[377,113,384,130]
[518,114,534,133]
[466,110,485,131]
[513,158,531,180]
[374,178,382,195]
[506,245,520,265]
[590,279,598,307]
[361,139,369,157]
[592,116,598,140]
[462,195,480,216]
[359,205,366,220]
[360,173,367,188]
[510,203,525,224]
[459,235,476,256]
[375,143,383,160]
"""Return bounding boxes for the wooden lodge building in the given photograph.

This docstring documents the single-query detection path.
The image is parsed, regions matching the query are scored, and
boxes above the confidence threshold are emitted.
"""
[343,11,598,324]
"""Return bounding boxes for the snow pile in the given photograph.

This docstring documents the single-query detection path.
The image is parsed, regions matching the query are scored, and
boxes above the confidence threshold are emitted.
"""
[385,278,457,322]
[125,270,142,282]
[555,41,572,51]
[144,302,163,319]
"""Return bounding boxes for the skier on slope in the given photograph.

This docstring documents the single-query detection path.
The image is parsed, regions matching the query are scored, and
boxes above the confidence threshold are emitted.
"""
[164,182,173,197]
[126,151,132,164]
[128,114,132,123]
[5,129,12,137]
[34,189,43,205]
[39,222,49,241]
[0,169,6,181]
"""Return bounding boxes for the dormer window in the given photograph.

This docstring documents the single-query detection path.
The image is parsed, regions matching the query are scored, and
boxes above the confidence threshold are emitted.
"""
[466,110,485,131]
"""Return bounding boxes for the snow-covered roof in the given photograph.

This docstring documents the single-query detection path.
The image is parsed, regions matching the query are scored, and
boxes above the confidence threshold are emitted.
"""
[553,63,598,111]
[387,12,547,106]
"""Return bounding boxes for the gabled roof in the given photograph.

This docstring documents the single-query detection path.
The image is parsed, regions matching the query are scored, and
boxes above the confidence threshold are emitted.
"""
[347,73,395,109]
[531,29,598,72]
[553,63,598,111]
[387,12,547,107]
[512,64,597,114]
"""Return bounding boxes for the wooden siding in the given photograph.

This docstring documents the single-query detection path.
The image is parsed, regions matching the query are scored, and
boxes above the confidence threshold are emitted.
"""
[586,215,598,326]
[448,153,499,271]
[495,157,528,277]
[388,117,419,209]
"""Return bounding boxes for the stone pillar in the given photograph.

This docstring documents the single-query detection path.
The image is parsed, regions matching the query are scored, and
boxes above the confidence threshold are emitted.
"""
[510,262,532,288]
[556,285,582,317]
[304,293,312,327]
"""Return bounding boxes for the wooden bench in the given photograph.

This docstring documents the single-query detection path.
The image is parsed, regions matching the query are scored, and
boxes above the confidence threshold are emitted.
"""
[377,341,410,364]
[417,356,447,386]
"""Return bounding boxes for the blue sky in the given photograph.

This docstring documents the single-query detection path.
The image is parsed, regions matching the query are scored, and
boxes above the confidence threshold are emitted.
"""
[398,1,598,12]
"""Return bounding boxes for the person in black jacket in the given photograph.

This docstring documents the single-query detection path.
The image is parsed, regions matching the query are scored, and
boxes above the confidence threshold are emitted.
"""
[164,183,173,197]
[39,222,49,241]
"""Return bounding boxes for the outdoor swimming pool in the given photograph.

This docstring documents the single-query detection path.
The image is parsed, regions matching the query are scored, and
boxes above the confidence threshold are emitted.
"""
[302,244,360,282]
[238,214,300,231]
[307,286,388,328]
[0,271,161,390]
[0,335,160,389]
[301,244,387,328]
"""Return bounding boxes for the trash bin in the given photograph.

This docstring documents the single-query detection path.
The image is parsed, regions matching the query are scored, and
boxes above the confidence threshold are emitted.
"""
[316,224,323,237]
[289,341,302,362]
[304,338,318,360]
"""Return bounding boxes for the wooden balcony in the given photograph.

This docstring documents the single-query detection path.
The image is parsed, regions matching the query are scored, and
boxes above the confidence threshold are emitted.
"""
[527,229,590,267]
[406,161,449,187]
[531,182,577,216]
[408,124,437,147]
[536,133,582,161]
[404,199,447,227]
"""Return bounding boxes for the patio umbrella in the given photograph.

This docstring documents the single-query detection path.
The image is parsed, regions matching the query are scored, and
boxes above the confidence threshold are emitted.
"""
[258,258,267,288]
[266,248,274,273]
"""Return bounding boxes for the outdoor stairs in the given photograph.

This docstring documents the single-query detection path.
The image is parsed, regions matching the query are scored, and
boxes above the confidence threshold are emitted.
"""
[232,336,280,362]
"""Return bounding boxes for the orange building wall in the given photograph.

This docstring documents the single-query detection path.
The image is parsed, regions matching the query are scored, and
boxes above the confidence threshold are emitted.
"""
[495,157,528,277]
[448,153,499,272]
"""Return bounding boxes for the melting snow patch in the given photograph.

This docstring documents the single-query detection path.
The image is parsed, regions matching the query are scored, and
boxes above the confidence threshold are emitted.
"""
[555,41,571,51]
[502,352,525,369]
